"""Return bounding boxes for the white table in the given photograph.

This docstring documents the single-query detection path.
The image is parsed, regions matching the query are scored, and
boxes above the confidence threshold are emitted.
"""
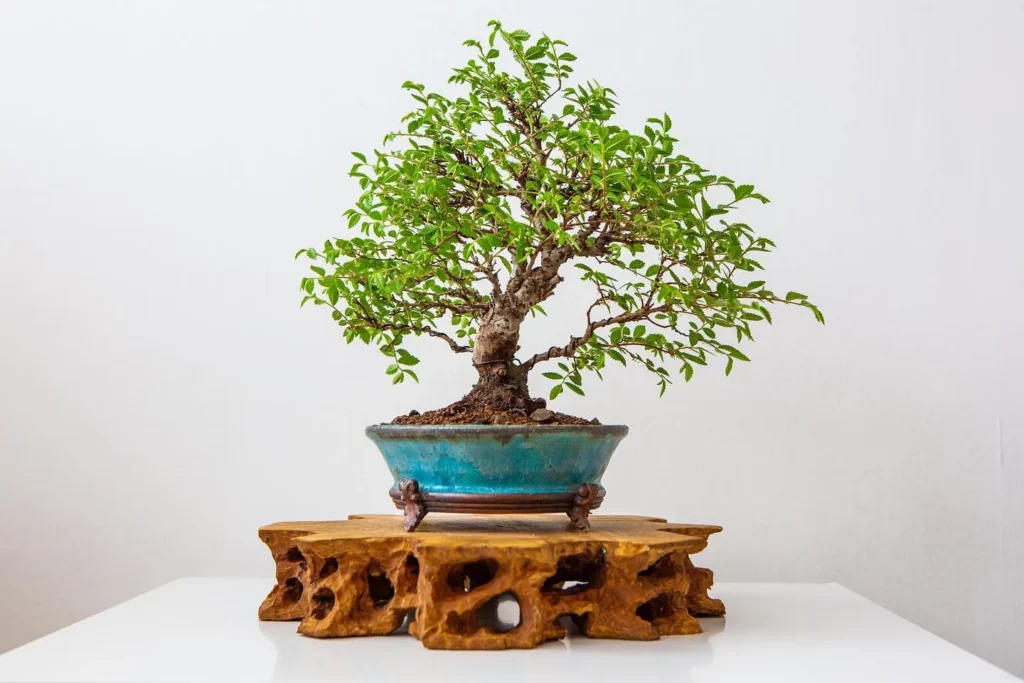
[0,578,1016,682]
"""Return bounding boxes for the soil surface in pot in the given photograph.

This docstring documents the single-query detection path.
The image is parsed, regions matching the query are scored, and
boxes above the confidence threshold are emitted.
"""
[389,403,598,426]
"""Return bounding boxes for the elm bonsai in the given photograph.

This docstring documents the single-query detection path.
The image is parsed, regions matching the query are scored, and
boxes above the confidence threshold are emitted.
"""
[299,21,822,425]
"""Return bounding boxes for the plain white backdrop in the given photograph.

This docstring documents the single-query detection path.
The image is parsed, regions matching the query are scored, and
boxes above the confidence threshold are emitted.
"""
[1,0,1022,676]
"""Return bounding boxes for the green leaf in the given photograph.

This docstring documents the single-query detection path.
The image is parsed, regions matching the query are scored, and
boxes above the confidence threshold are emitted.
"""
[606,348,626,365]
[565,382,585,396]
[397,350,420,365]
[725,357,734,376]
[385,363,400,375]
[719,344,750,361]
[524,45,546,60]
[683,363,694,381]
[549,384,564,401]
[733,184,754,200]
[785,291,808,302]
[542,372,562,380]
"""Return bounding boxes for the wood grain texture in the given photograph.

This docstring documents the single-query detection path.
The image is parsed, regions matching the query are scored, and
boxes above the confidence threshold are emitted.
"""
[258,514,724,650]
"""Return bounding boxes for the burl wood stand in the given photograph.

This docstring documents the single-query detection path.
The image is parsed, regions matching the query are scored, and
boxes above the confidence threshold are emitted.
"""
[258,514,725,650]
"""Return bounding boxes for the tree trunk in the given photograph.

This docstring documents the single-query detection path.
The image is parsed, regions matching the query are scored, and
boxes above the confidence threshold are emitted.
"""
[459,304,538,413]
[456,252,570,415]
[461,361,534,413]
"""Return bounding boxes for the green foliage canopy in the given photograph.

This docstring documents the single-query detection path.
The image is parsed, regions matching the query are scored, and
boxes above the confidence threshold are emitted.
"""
[299,21,822,399]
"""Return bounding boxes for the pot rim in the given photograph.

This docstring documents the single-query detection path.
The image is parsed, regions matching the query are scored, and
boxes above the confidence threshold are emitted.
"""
[366,423,628,438]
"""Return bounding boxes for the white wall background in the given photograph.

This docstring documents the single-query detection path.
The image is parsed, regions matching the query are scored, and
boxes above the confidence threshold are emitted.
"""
[1,0,1022,675]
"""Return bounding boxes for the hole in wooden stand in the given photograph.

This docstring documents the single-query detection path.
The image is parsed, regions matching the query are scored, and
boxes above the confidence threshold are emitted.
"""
[390,609,416,635]
[367,561,395,608]
[542,548,606,594]
[310,587,335,619]
[446,558,498,593]
[555,613,585,636]
[476,592,521,633]
[637,553,679,580]
[318,557,339,580]
[571,612,591,632]
[282,577,303,603]
[401,554,420,593]
[636,592,677,625]
[445,610,475,635]
[285,547,307,570]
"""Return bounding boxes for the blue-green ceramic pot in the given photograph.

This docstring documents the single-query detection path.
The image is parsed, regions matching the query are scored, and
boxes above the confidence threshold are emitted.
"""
[365,424,628,496]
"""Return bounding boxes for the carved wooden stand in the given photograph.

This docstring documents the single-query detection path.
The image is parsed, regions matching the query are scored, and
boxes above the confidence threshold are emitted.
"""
[259,514,725,650]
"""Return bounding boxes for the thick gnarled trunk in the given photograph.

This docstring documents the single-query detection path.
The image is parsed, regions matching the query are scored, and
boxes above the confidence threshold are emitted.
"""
[462,361,534,413]
[457,248,572,414]
[460,303,537,413]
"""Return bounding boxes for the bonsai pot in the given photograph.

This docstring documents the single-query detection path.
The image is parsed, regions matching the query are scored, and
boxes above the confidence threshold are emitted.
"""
[366,424,628,531]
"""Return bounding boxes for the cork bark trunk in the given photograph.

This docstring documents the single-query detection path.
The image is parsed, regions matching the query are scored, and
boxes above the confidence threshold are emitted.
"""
[462,302,535,413]
[457,246,572,414]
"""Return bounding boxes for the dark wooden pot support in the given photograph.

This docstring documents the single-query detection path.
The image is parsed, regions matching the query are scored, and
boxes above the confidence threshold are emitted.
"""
[391,479,605,531]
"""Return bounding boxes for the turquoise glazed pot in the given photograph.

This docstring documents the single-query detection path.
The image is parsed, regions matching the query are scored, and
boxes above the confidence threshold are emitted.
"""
[365,424,628,496]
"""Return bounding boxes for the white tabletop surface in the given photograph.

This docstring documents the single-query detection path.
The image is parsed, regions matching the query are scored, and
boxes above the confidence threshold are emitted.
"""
[0,578,1016,683]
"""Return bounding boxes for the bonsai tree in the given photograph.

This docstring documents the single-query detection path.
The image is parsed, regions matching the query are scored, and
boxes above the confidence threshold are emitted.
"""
[299,21,822,422]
